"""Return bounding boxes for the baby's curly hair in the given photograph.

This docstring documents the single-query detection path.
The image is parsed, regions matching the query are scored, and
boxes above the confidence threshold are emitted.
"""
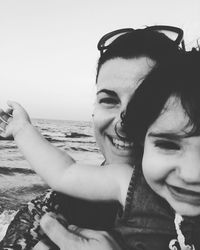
[124,48,200,160]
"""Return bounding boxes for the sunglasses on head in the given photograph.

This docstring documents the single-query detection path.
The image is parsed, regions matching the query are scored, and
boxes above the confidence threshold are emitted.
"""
[97,25,185,55]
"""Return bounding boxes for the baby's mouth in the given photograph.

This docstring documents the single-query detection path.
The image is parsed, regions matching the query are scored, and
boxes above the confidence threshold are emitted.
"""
[109,136,134,150]
[167,184,200,205]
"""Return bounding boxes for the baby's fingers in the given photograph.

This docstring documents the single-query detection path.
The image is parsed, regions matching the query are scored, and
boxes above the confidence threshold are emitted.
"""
[7,100,22,110]
[5,107,13,117]
[7,100,30,120]
[0,120,5,133]
[0,108,12,124]
[0,109,13,137]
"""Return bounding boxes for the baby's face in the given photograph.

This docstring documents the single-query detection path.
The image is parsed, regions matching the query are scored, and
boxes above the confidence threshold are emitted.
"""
[142,96,200,216]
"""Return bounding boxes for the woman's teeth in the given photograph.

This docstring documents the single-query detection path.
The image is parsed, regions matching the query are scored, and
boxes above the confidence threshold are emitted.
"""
[112,138,133,149]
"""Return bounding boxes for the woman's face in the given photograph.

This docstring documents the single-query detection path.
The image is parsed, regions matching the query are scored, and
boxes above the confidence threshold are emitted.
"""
[143,96,200,216]
[94,57,155,165]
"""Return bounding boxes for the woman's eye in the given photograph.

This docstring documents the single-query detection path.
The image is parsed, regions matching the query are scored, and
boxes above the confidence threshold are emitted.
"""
[154,140,180,150]
[99,98,118,105]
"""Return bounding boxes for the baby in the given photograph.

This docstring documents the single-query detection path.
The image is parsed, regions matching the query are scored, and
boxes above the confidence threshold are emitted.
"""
[1,49,200,250]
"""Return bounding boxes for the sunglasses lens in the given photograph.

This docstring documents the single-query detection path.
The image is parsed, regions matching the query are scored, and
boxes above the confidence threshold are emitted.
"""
[103,31,131,48]
[156,29,179,42]
[98,26,184,54]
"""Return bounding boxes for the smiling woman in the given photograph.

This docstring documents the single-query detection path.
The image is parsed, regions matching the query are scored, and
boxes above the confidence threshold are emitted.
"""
[0,26,184,250]
[94,57,155,165]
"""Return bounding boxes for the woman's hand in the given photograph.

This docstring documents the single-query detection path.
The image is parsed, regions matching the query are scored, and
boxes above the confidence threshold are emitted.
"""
[33,214,122,250]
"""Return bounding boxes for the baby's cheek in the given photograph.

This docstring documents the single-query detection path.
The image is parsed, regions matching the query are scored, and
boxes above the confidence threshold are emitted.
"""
[142,153,163,184]
[142,153,155,179]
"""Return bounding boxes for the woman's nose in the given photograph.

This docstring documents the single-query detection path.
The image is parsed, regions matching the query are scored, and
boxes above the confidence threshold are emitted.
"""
[114,111,127,139]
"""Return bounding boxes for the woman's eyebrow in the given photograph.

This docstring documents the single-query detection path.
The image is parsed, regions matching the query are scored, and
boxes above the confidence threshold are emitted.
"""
[97,89,117,97]
[148,132,183,140]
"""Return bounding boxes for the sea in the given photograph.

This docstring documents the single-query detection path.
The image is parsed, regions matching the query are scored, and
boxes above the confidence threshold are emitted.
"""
[0,119,104,240]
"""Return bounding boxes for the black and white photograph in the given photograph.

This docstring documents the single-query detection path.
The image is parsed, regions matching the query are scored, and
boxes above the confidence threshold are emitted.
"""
[0,1,200,249]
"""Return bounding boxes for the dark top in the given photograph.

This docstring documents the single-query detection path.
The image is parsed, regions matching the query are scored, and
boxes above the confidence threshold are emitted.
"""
[0,190,118,249]
[1,165,200,250]
[110,167,200,250]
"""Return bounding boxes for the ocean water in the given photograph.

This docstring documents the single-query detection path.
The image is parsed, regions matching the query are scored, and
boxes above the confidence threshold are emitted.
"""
[0,119,103,239]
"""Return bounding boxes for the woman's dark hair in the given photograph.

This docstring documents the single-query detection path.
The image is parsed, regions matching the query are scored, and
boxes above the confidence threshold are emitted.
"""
[124,48,200,160]
[96,29,182,82]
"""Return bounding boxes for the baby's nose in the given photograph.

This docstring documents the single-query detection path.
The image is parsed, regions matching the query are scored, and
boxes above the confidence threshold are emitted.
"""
[178,157,200,184]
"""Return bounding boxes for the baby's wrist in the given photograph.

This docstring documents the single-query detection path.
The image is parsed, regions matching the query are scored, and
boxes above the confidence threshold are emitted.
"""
[13,121,33,139]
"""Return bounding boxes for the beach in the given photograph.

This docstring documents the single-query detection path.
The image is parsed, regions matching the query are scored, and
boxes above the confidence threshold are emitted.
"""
[0,118,103,240]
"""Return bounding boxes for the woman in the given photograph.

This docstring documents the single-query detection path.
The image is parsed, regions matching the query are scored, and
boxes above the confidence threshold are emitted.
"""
[34,49,200,250]
[1,25,184,249]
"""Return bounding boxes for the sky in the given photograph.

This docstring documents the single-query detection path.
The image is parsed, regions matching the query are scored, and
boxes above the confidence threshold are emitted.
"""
[0,0,200,121]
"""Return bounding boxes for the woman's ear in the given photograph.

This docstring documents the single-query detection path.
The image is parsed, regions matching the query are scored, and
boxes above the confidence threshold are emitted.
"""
[140,139,145,147]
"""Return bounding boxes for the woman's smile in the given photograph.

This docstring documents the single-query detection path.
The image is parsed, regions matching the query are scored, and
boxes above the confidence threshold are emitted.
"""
[94,57,154,165]
[108,135,134,150]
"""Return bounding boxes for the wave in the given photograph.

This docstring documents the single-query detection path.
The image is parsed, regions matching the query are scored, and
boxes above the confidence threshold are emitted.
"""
[0,184,48,213]
[44,136,65,143]
[1,184,48,196]
[67,140,96,144]
[0,135,13,141]
[0,210,17,241]
[0,145,17,150]
[69,146,99,152]
[64,132,92,138]
[0,166,35,176]
[44,136,95,144]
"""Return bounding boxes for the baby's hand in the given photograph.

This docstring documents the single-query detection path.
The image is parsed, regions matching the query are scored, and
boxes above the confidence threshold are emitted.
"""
[0,101,31,138]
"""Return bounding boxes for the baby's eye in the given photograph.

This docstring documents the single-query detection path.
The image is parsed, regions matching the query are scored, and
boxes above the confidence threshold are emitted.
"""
[154,140,181,150]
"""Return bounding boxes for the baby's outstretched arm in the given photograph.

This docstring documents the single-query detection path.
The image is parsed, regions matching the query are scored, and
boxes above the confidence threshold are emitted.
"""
[0,100,75,176]
[0,101,31,138]
[0,101,133,207]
